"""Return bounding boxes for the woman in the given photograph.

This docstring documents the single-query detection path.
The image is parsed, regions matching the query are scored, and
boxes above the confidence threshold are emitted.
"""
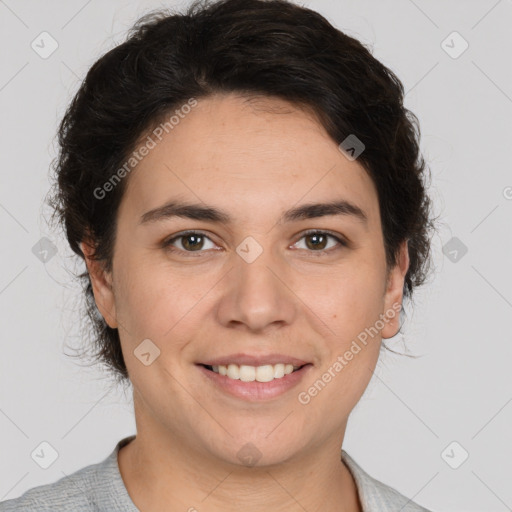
[0,0,436,510]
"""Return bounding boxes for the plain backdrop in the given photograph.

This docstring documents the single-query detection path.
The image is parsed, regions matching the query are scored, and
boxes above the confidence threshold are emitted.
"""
[1,1,511,511]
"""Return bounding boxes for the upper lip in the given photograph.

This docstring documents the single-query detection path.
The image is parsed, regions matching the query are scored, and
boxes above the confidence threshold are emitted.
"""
[199,353,310,367]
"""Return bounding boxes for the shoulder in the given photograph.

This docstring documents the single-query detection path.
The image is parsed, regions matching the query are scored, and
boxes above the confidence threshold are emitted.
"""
[0,436,137,512]
[0,460,106,511]
[341,450,433,512]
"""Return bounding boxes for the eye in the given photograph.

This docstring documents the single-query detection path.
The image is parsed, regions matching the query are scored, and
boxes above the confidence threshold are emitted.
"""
[162,229,348,257]
[163,230,217,255]
[292,230,347,254]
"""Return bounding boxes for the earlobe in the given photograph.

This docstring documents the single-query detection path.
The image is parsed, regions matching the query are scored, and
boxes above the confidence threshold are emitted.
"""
[80,240,118,329]
[381,240,410,339]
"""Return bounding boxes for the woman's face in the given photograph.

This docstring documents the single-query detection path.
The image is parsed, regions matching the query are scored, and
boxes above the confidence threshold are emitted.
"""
[86,93,408,466]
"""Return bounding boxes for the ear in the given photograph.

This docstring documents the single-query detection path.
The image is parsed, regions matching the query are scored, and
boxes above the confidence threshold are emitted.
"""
[381,240,410,339]
[80,239,118,329]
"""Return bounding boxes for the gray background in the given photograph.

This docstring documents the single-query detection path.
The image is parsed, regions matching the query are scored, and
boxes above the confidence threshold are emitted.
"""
[1,1,511,510]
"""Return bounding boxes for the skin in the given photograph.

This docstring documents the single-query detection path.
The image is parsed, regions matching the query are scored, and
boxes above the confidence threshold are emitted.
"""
[82,93,409,512]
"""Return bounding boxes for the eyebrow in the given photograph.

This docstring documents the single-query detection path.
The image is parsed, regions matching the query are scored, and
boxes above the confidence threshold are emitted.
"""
[139,199,368,226]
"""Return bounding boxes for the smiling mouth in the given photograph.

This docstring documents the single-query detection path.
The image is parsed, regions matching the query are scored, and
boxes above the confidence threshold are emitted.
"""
[199,363,309,382]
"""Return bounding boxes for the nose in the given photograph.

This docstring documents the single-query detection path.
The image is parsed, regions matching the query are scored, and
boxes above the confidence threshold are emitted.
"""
[215,246,297,333]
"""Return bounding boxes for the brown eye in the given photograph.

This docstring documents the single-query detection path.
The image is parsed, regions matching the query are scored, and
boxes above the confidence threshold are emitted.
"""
[294,230,347,254]
[180,233,205,251]
[163,231,216,254]
[305,232,328,251]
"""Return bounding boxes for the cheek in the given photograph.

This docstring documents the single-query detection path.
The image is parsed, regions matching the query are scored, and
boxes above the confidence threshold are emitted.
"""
[112,254,212,342]
[299,269,385,421]
[312,259,386,334]
[303,259,386,403]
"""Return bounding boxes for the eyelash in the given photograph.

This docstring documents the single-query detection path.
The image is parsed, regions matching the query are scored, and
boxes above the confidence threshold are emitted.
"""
[162,229,348,257]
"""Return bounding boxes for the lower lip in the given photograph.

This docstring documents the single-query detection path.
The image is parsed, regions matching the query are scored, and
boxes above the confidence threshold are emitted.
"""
[196,364,313,401]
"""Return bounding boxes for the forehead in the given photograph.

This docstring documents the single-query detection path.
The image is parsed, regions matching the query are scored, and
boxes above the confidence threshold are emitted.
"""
[120,93,380,229]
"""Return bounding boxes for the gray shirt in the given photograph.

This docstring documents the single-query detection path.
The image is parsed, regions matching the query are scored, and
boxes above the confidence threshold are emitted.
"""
[0,435,432,511]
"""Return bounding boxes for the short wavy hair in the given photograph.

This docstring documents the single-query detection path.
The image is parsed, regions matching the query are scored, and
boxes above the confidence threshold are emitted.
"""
[49,0,437,383]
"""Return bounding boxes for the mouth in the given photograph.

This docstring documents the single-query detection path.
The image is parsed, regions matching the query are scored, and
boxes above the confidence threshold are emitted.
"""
[199,363,308,382]
[196,362,313,401]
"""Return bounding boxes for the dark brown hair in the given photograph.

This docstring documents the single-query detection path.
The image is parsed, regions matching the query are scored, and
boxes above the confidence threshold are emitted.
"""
[49,0,436,383]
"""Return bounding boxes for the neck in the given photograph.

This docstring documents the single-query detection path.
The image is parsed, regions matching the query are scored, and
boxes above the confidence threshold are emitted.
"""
[117,388,362,512]
[118,426,362,512]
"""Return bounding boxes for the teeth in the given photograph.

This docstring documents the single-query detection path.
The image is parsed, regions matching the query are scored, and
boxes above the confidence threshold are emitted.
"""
[209,363,301,382]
